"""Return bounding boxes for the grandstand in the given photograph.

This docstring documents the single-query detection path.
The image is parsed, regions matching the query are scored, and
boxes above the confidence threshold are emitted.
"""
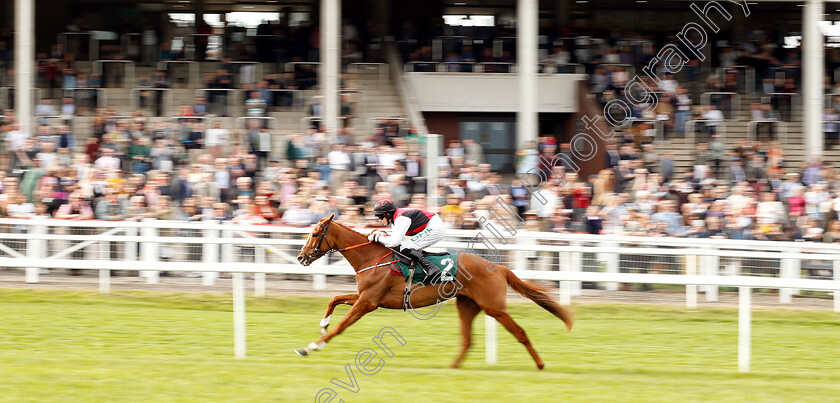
[0,0,837,264]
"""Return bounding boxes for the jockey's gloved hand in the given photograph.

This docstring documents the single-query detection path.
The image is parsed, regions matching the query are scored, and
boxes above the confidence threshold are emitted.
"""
[367,230,384,242]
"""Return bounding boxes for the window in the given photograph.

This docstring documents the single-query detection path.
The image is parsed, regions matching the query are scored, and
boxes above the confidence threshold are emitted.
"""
[458,120,516,172]
[443,15,495,27]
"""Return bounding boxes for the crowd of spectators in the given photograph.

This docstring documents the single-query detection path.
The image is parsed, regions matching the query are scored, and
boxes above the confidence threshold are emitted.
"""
[2,95,840,251]
[0,19,839,251]
[511,135,840,245]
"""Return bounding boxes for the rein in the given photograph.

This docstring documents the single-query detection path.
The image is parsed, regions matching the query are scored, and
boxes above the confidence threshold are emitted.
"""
[302,220,376,262]
[303,221,407,276]
[334,241,374,253]
[357,251,395,274]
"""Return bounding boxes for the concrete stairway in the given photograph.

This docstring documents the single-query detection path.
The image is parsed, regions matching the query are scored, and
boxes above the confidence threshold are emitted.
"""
[654,94,840,176]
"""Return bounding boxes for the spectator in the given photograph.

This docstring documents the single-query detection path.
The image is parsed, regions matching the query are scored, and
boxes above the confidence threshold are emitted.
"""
[651,200,685,236]
[702,105,724,139]
[825,107,840,147]
[205,121,229,160]
[281,195,316,226]
[55,192,94,220]
[95,188,127,221]
[245,91,266,117]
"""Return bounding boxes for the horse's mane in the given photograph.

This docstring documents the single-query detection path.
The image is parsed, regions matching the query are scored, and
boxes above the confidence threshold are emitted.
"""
[330,220,384,246]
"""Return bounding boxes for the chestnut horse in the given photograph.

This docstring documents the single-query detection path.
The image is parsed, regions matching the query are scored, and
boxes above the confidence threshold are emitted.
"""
[295,214,573,369]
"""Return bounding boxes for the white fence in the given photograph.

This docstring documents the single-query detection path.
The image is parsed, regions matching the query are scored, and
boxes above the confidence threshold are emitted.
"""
[2,218,839,372]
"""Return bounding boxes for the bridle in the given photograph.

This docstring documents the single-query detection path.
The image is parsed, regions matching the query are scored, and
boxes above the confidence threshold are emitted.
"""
[301,220,374,264]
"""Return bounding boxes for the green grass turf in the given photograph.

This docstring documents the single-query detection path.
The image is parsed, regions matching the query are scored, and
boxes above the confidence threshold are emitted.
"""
[1,288,840,402]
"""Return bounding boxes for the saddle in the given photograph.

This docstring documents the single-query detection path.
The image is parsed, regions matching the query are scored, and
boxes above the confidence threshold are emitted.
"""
[395,249,450,266]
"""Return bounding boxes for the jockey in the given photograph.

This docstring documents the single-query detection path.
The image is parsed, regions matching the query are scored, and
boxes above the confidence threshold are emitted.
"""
[368,199,447,282]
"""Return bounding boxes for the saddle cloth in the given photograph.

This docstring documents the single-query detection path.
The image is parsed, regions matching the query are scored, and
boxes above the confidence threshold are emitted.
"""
[389,252,459,284]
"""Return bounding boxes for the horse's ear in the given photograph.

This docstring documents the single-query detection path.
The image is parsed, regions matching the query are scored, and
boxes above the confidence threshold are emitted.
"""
[326,213,335,222]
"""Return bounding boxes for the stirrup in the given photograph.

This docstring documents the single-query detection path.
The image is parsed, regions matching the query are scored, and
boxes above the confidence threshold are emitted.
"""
[402,264,415,311]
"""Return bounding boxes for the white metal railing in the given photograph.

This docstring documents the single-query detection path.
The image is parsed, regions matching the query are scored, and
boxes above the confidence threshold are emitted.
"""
[36,115,76,134]
[595,63,636,81]
[0,87,41,110]
[228,61,263,85]
[120,33,142,62]
[340,89,365,118]
[264,89,303,112]
[718,65,756,96]
[404,61,439,73]
[66,87,107,109]
[685,119,727,144]
[541,63,584,74]
[347,63,389,84]
[767,92,801,122]
[196,88,237,117]
[628,119,665,144]
[301,115,348,131]
[284,62,320,74]
[480,62,515,73]
[158,61,199,88]
[130,88,173,117]
[701,92,741,121]
[2,218,839,370]
[440,62,477,72]
[747,120,787,144]
[368,116,408,132]
[235,116,277,129]
[825,93,840,108]
[58,32,93,61]
[93,60,135,88]
[4,218,840,302]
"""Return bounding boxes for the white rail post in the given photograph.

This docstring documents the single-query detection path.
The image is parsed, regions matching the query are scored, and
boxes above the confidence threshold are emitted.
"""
[780,251,794,304]
[833,260,840,313]
[570,240,582,296]
[604,241,619,291]
[738,286,751,373]
[313,274,327,290]
[558,250,572,306]
[233,271,247,359]
[98,228,110,294]
[485,315,497,365]
[203,224,219,286]
[791,248,801,297]
[222,227,234,278]
[706,247,719,302]
[255,244,266,298]
[141,219,159,284]
[685,254,698,310]
[25,223,45,283]
[125,226,138,276]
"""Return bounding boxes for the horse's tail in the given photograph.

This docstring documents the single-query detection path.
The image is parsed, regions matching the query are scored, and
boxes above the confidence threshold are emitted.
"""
[504,268,574,330]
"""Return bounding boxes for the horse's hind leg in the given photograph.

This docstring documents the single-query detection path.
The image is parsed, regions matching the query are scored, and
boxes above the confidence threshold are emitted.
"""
[484,307,545,370]
[321,293,359,335]
[450,295,481,369]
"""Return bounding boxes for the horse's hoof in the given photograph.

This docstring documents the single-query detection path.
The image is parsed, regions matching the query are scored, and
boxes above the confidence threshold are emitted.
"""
[537,363,545,370]
[295,348,309,357]
[320,327,327,336]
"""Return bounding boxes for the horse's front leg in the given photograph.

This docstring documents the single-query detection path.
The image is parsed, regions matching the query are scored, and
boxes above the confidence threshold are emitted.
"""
[295,297,377,356]
[320,293,359,335]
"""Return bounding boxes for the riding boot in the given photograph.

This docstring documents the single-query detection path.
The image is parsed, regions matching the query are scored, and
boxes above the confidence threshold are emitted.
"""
[406,248,443,283]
